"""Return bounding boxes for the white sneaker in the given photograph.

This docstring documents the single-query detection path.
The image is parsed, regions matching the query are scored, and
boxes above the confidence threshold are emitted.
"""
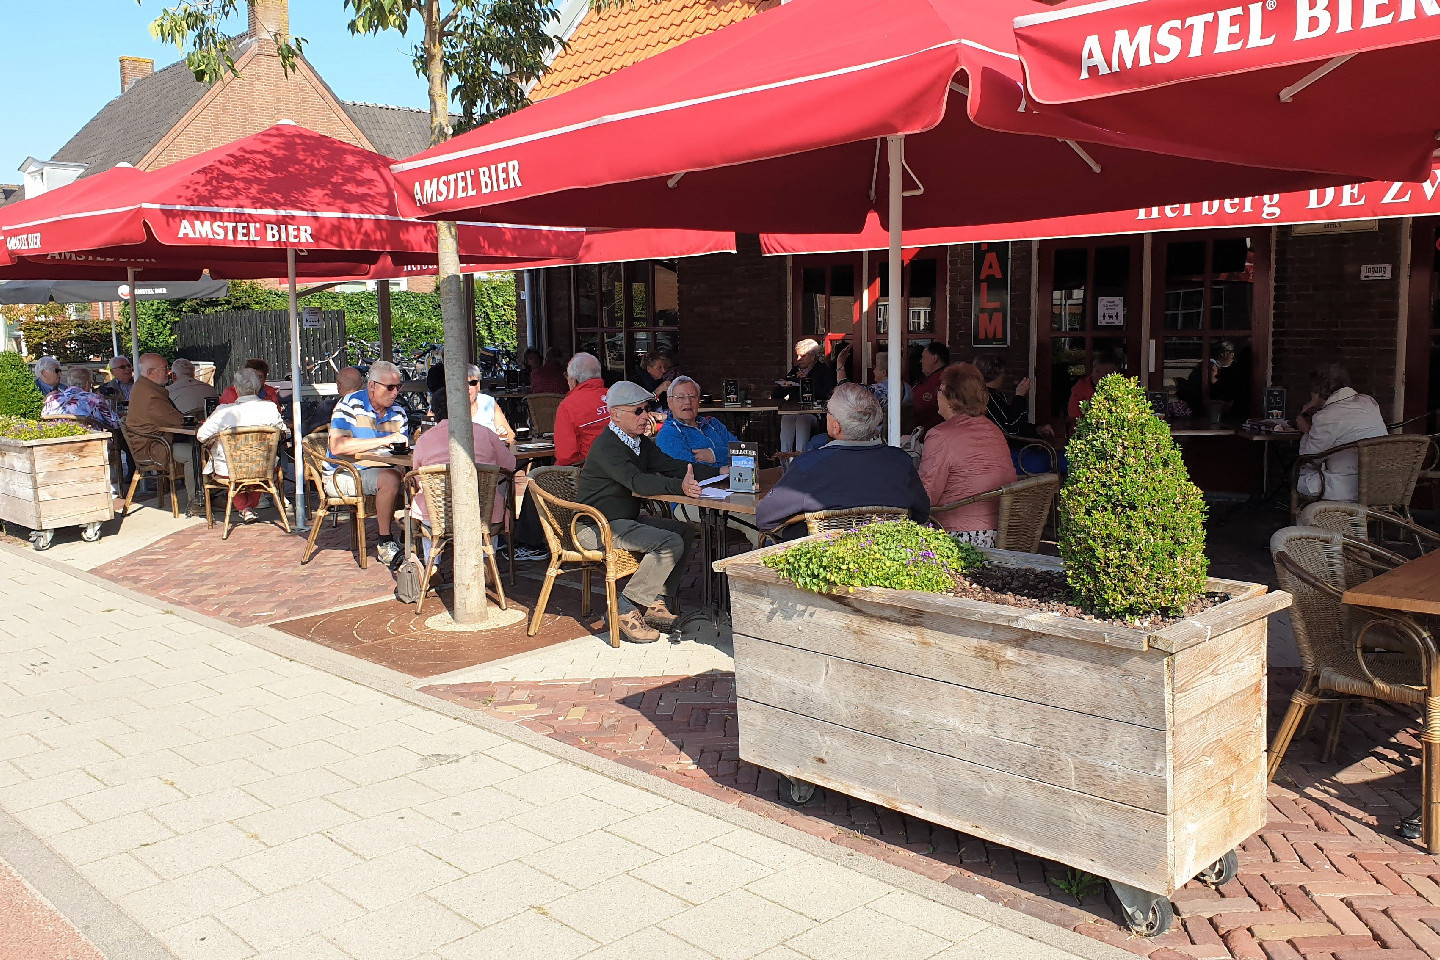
[512,545,548,562]
[376,540,402,567]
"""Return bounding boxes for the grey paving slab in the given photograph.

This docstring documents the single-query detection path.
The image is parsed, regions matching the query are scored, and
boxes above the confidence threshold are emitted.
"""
[0,542,1122,960]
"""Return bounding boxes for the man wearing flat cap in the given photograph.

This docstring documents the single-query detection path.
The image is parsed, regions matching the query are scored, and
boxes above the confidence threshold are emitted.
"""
[577,381,724,643]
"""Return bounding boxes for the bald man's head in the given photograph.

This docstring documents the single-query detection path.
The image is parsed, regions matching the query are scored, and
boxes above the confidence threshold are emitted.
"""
[336,366,365,396]
[138,353,170,385]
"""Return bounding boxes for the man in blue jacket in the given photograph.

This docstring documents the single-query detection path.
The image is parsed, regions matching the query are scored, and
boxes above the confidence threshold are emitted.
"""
[655,376,737,466]
[756,382,929,537]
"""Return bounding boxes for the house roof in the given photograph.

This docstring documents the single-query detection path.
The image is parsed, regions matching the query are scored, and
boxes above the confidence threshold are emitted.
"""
[529,0,779,101]
[341,101,443,160]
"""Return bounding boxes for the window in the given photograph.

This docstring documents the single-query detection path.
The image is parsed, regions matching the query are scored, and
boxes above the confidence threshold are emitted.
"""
[1154,235,1257,420]
[1036,241,1139,422]
[571,260,679,382]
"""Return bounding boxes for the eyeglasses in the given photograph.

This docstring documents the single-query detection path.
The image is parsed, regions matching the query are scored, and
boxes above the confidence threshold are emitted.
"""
[670,393,700,403]
[467,379,480,387]
[373,381,402,392]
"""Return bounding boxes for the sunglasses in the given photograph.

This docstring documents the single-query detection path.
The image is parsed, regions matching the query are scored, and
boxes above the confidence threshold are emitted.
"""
[467,379,480,387]
[374,381,402,392]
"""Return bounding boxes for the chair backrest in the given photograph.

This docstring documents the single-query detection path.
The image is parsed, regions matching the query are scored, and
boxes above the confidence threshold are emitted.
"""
[1270,526,1355,678]
[119,422,168,469]
[525,393,566,436]
[1297,501,1369,541]
[214,426,282,482]
[475,463,505,530]
[409,464,453,540]
[1356,434,1431,510]
[996,473,1061,553]
[804,506,910,536]
[527,465,584,555]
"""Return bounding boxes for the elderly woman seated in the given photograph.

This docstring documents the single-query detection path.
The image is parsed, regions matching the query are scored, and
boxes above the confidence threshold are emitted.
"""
[776,338,838,453]
[198,367,291,523]
[1297,362,1388,502]
[756,382,929,536]
[919,363,1018,547]
[43,366,121,431]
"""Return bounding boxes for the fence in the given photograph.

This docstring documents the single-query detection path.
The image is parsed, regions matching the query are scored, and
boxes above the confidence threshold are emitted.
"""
[175,309,345,388]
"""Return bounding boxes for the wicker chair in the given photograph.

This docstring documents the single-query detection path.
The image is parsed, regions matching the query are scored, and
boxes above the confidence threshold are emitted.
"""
[758,505,910,545]
[1268,526,1436,783]
[525,393,566,436]
[299,434,375,569]
[931,473,1061,554]
[1291,434,1432,521]
[525,465,643,648]
[1298,500,1440,555]
[1005,435,1060,477]
[402,464,509,616]
[200,426,290,539]
[119,423,181,518]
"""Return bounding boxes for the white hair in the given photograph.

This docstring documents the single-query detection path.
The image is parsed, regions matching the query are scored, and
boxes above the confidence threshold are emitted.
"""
[36,356,60,376]
[171,358,195,378]
[234,367,264,397]
[795,338,821,360]
[367,360,401,383]
[466,363,481,379]
[62,366,92,389]
[567,352,601,383]
[668,375,700,397]
[827,382,883,441]
[108,356,128,371]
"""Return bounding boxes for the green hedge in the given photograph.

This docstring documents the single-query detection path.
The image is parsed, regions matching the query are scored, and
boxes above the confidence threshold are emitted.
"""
[0,352,43,419]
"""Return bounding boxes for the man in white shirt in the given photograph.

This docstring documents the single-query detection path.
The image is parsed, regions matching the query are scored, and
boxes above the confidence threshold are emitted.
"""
[1297,363,1388,502]
[168,358,218,415]
[198,367,291,522]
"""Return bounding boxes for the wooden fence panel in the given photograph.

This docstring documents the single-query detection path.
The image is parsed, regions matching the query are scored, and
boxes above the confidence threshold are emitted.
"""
[175,310,346,387]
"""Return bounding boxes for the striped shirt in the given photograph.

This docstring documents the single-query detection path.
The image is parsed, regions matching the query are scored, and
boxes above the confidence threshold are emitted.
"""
[327,389,408,473]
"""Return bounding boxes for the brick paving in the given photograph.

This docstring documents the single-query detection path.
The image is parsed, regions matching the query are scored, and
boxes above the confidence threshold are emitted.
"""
[0,857,105,960]
[423,668,1440,960]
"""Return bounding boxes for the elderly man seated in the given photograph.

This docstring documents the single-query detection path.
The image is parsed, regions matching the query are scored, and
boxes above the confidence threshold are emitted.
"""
[756,383,930,537]
[327,360,409,567]
[554,352,609,466]
[126,353,198,498]
[577,382,723,643]
[97,356,135,403]
[655,376,737,466]
[34,357,61,397]
[167,358,218,416]
[1297,363,1389,502]
[303,366,366,436]
[197,367,291,523]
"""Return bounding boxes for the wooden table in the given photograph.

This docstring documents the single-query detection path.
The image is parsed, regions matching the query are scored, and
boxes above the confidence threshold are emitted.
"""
[650,467,781,619]
[1344,551,1440,851]
[513,442,555,463]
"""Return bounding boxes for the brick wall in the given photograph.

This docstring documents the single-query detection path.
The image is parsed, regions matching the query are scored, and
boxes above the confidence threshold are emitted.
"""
[1272,223,1404,417]
[141,42,371,171]
[678,234,789,397]
[950,241,1034,382]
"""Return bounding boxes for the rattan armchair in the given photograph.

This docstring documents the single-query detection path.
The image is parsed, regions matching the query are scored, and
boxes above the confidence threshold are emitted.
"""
[119,422,181,518]
[200,426,290,539]
[401,464,510,616]
[1290,434,1432,521]
[760,505,911,545]
[1268,526,1437,785]
[525,465,643,648]
[299,434,375,569]
[1298,500,1440,555]
[525,393,566,436]
[930,473,1060,554]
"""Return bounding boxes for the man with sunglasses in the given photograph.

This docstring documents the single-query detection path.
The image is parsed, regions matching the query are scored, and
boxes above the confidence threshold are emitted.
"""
[98,356,135,403]
[576,382,724,643]
[327,360,410,567]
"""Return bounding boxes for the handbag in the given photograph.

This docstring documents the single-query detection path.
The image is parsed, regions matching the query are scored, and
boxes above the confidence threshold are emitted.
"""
[395,553,424,604]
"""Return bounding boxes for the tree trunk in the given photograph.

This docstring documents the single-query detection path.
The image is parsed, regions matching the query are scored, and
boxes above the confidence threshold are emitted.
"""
[427,0,488,625]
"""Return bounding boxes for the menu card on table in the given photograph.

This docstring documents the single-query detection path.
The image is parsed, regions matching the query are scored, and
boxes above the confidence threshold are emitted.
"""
[729,442,758,493]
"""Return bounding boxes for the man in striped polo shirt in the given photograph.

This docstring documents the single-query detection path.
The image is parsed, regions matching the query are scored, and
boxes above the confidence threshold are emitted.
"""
[327,360,410,567]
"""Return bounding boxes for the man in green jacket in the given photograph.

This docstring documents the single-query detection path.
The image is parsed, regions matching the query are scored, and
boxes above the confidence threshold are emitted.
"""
[577,382,724,643]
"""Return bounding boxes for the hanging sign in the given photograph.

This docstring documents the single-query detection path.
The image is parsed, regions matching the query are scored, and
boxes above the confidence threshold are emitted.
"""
[971,241,1010,347]
[301,306,324,329]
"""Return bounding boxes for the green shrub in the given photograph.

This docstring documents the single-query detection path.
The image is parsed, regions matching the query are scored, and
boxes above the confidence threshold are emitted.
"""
[0,416,88,441]
[0,353,43,419]
[1059,374,1208,620]
[763,520,984,595]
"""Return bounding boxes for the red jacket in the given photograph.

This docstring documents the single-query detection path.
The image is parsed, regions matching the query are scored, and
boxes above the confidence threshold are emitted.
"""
[553,378,609,466]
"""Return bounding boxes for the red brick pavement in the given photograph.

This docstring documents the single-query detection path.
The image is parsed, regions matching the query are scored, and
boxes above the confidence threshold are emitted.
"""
[423,669,1440,960]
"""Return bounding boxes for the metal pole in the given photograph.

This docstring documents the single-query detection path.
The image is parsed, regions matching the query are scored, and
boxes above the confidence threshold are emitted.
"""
[377,279,393,367]
[288,249,308,531]
[109,301,120,358]
[886,136,905,446]
[126,267,140,370]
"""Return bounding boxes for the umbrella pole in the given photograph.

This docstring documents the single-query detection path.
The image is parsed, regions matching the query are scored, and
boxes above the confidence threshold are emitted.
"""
[109,302,119,358]
[126,268,140,370]
[288,249,308,532]
[886,136,904,446]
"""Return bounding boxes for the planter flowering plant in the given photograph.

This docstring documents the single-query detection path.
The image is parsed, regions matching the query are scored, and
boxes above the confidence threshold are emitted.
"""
[762,520,984,594]
[0,416,90,442]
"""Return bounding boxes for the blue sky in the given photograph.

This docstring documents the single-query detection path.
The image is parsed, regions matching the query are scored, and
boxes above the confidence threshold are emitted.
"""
[0,2,435,178]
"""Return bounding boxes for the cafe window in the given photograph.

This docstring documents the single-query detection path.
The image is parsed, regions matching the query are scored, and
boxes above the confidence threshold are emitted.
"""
[1152,234,1257,420]
[572,260,679,383]
[1036,240,1140,422]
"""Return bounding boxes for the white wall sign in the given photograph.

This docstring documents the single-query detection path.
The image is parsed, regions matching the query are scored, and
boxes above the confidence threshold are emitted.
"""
[301,306,324,329]
[1097,296,1124,327]
[1360,264,1393,281]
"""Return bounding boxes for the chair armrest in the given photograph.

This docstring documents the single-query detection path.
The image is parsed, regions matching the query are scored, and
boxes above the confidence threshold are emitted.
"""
[567,502,617,553]
[932,485,1005,517]
[1354,614,1437,700]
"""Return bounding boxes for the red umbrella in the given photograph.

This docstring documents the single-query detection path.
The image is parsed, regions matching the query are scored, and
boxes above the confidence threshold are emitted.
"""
[389,0,1440,439]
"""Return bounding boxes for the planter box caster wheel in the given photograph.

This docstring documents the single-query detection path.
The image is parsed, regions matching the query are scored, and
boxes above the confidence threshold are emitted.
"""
[1109,881,1173,937]
[780,775,815,807]
[29,529,54,551]
[1196,849,1238,888]
[81,522,103,543]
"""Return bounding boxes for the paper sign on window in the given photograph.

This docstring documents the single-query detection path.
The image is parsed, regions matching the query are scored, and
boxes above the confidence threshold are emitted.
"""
[1097,296,1124,327]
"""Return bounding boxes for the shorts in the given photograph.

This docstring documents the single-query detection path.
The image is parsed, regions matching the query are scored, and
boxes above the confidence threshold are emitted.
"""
[323,466,385,498]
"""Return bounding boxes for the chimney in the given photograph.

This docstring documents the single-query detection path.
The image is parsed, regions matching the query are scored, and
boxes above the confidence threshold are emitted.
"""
[120,57,154,94]
[248,0,289,39]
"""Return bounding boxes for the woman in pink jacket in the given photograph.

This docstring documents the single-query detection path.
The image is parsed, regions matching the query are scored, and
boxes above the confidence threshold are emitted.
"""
[919,363,1016,546]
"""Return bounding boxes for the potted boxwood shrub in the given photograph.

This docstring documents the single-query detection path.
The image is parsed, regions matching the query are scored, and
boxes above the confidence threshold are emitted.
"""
[0,415,114,550]
[717,375,1290,937]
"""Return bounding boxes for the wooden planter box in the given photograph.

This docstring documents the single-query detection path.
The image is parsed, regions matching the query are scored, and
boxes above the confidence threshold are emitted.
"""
[0,432,114,546]
[718,541,1290,935]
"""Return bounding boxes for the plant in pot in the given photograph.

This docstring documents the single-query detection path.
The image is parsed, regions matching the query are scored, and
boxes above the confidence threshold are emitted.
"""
[0,414,113,550]
[717,373,1287,939]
